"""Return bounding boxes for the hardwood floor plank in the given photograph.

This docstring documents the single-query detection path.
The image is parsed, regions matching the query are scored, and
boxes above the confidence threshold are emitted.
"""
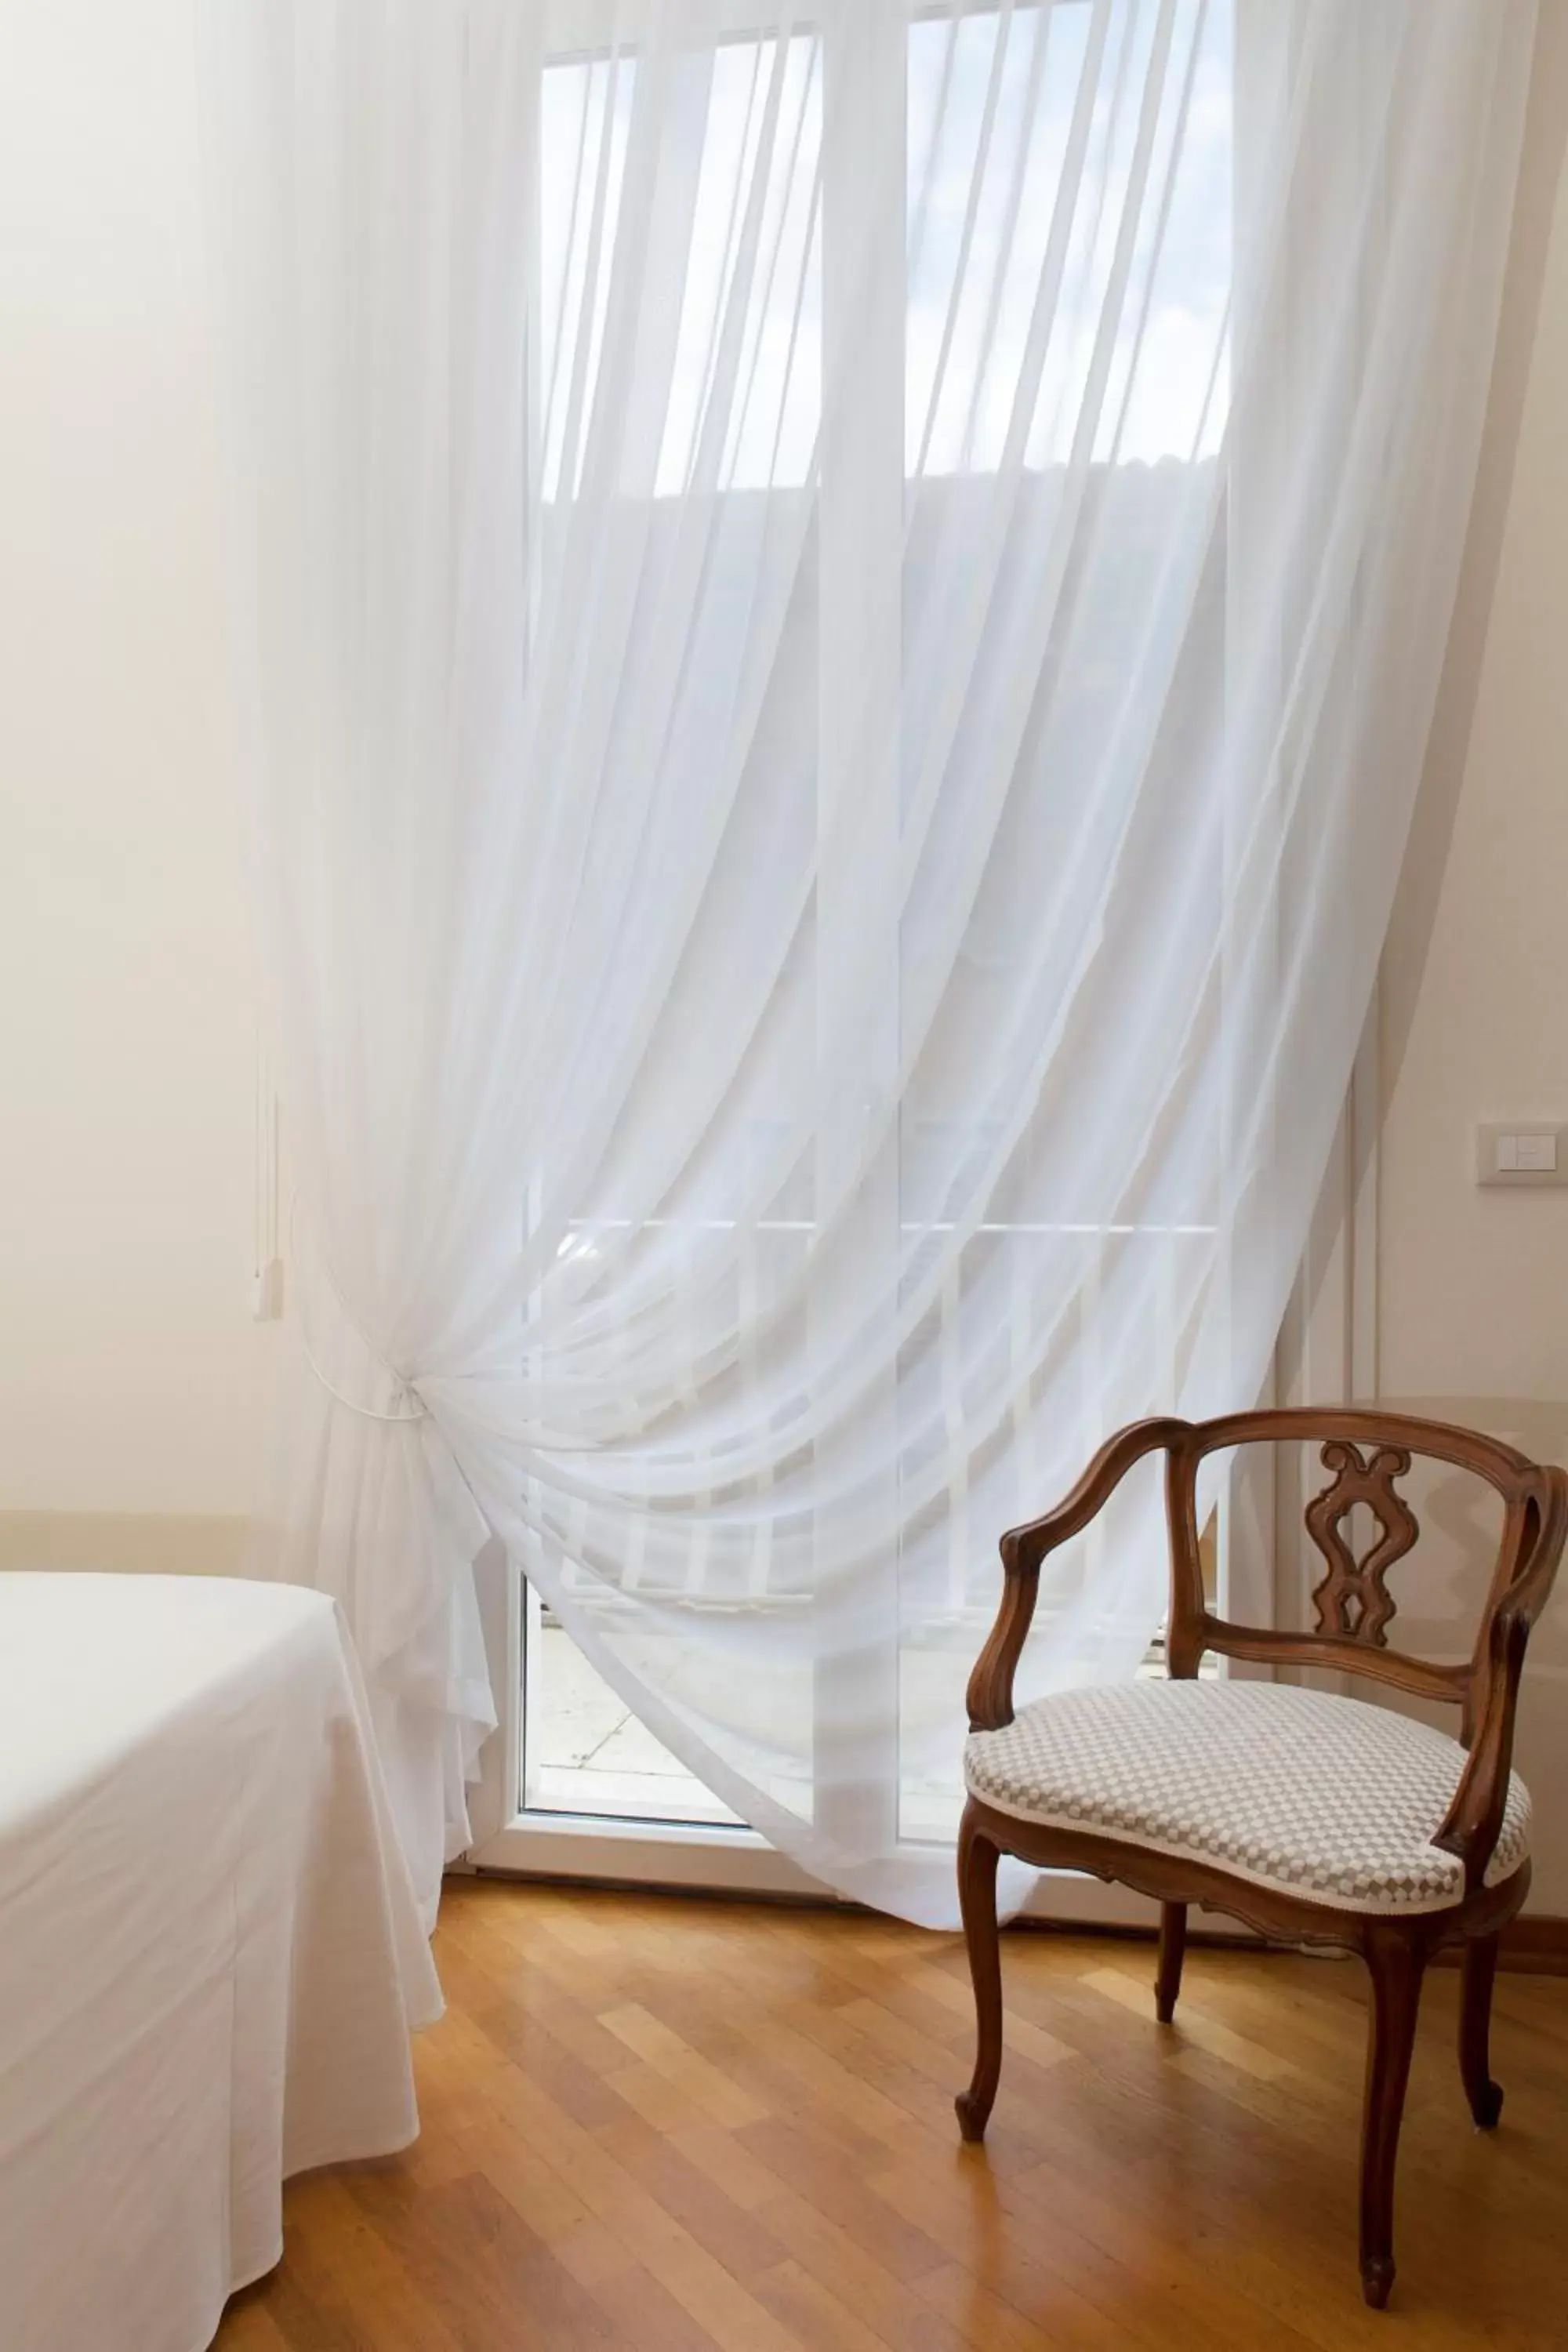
[213,2300,300,2351]
[344,2165,626,2352]
[913,2259,1073,2352]
[1076,1963,1305,2084]
[734,2114,953,2284]
[735,2181,975,2352]
[457,2056,811,2351]
[591,2109,796,2285]
[597,2002,775,2130]
[210,1881,1568,2350]
[281,2172,467,2352]
[751,2257,911,2352]
[549,2218,728,2352]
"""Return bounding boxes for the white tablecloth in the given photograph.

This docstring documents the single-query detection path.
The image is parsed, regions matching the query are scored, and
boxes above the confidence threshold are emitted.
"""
[0,1573,443,2352]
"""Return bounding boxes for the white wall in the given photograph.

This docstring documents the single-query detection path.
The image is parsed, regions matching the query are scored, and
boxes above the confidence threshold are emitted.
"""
[0,0,267,1549]
[1375,13,1568,1910]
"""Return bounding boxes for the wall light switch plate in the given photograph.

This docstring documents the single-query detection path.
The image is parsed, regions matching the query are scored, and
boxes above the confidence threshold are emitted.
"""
[1475,1124,1568,1186]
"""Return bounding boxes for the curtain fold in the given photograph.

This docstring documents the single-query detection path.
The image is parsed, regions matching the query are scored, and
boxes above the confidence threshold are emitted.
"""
[204,0,1535,1926]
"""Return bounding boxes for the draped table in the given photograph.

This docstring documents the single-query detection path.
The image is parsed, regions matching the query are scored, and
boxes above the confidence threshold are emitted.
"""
[0,1573,443,2352]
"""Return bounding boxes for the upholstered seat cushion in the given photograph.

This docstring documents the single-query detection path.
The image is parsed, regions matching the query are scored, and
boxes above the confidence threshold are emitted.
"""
[964,1679,1530,1914]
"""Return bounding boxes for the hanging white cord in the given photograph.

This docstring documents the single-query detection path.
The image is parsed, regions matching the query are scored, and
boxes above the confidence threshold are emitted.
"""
[287,1190,430,1423]
[252,1033,281,1279]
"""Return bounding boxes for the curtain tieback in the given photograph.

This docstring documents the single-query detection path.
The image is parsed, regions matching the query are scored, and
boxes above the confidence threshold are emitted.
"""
[289,1191,430,1424]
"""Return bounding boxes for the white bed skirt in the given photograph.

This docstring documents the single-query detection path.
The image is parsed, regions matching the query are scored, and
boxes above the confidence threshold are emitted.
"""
[0,1573,443,2352]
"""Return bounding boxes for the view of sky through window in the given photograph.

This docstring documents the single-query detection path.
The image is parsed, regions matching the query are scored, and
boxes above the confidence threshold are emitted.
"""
[541,4,1229,495]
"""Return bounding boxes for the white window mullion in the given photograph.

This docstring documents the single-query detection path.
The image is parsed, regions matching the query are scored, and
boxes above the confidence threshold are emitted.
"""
[811,0,906,1867]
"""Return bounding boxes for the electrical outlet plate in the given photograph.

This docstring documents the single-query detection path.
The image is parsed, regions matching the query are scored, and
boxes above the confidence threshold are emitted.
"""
[1475,1123,1568,1187]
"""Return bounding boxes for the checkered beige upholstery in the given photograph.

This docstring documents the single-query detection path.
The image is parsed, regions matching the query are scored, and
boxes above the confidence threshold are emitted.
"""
[964,1680,1530,1914]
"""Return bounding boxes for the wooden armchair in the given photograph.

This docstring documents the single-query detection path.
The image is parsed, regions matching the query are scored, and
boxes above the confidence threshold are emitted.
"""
[955,1410,1567,2309]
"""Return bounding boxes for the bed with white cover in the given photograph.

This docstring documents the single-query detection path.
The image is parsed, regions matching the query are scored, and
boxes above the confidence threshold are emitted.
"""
[0,1571,441,2352]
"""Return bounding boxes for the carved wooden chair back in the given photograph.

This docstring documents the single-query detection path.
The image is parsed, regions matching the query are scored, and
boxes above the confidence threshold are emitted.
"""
[1162,1409,1567,1739]
[1154,1410,1568,1890]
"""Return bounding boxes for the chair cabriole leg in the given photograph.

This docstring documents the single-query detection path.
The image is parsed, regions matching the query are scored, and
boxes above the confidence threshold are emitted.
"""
[955,1804,1003,2142]
[1459,1931,1504,2129]
[1359,1924,1428,2310]
[1154,1901,1187,2024]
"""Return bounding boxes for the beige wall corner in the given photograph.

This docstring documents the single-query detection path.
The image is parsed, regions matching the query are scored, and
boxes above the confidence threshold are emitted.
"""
[0,0,274,1524]
[1377,9,1568,1913]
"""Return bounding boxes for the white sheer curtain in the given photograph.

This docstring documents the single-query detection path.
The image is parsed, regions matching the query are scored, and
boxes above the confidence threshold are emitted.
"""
[204,0,1534,1927]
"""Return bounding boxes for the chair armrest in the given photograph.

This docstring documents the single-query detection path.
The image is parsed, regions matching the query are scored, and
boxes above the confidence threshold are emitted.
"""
[1432,1468,1568,1888]
[1431,1600,1532,1889]
[964,1418,1185,1731]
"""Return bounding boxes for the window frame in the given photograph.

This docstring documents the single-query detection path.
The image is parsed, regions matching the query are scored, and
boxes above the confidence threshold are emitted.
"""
[459,0,1336,1934]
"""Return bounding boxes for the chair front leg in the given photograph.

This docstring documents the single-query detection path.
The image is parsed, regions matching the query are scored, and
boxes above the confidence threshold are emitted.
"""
[955,1802,1003,2143]
[1154,1902,1187,2024]
[1359,1924,1428,2310]
[1459,1932,1504,2129]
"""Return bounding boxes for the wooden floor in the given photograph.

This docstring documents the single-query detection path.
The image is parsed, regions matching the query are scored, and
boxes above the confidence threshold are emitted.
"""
[215,1878,1568,2350]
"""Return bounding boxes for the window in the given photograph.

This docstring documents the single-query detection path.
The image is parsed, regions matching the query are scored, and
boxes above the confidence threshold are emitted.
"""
[539,32,821,502]
[475,0,1235,1889]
